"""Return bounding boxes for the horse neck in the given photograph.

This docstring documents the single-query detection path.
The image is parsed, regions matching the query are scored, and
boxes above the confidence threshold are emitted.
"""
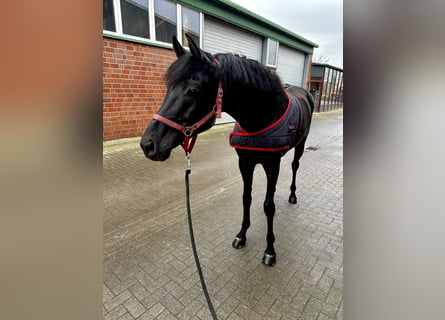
[222,84,289,133]
[216,56,288,132]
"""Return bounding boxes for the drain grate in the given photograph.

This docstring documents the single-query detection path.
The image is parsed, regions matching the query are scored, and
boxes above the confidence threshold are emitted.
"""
[306,146,319,151]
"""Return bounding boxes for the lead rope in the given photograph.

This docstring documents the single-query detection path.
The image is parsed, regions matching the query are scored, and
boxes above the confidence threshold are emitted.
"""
[184,154,218,320]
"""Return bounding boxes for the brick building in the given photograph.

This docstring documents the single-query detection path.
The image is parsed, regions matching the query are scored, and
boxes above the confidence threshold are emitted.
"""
[103,0,318,141]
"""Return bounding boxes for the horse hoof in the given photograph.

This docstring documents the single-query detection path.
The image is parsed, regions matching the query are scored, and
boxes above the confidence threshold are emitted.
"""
[262,253,276,266]
[232,236,246,249]
[289,195,297,204]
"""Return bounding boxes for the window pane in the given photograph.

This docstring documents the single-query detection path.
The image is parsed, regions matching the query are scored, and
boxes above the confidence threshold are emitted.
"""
[103,0,116,32]
[154,0,177,43]
[182,6,200,47]
[120,0,150,39]
[267,39,278,66]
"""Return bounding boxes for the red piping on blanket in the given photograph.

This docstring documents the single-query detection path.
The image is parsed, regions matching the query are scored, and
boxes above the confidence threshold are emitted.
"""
[229,89,304,152]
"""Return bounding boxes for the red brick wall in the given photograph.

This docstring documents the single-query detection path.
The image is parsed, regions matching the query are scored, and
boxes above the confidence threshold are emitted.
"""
[103,37,176,141]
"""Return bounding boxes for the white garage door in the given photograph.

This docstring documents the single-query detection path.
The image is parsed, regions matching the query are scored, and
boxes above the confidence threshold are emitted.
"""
[203,16,263,61]
[277,44,306,87]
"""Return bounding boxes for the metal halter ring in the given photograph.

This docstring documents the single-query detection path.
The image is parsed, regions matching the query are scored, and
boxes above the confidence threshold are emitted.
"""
[183,127,194,136]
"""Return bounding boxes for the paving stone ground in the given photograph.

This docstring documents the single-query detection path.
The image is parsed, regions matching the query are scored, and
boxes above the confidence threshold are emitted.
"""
[103,109,343,320]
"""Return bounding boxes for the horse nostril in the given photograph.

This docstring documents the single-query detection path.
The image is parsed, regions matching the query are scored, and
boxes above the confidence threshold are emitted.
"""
[141,139,155,156]
[146,140,154,152]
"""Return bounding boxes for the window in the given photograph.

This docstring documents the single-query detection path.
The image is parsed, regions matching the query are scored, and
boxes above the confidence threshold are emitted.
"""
[182,6,200,47]
[103,0,201,46]
[266,39,279,67]
[154,0,177,43]
[103,0,116,32]
[120,0,150,39]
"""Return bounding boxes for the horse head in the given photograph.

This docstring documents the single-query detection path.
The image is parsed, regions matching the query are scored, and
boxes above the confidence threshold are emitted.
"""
[140,34,221,161]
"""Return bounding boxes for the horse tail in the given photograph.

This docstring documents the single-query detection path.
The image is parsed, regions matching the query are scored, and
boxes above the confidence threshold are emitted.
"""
[305,88,315,114]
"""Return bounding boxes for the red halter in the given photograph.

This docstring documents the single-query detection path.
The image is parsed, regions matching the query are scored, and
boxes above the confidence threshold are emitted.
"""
[152,59,223,154]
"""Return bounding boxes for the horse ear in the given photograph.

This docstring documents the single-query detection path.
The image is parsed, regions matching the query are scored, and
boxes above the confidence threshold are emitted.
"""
[186,33,202,60]
[172,36,186,57]
[186,33,212,64]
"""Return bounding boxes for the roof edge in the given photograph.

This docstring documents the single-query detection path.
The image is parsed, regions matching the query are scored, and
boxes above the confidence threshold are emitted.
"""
[312,62,343,72]
[176,0,318,53]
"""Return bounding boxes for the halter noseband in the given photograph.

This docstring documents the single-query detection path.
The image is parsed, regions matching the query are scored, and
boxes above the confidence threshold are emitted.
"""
[152,59,223,154]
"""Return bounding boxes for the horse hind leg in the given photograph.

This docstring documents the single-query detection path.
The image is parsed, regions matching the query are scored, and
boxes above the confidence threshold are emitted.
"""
[232,156,255,249]
[289,137,307,204]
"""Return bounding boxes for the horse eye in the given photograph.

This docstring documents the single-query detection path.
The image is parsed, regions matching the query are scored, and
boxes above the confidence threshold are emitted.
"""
[186,88,199,96]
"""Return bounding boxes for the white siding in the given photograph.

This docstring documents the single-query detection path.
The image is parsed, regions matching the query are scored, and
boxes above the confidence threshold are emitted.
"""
[276,44,306,86]
[203,15,263,123]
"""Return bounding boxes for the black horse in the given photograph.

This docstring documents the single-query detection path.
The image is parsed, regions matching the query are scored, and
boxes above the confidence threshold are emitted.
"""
[141,34,314,266]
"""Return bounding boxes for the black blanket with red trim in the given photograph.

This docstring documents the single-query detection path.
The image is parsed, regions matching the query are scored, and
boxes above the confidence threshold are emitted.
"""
[229,92,304,153]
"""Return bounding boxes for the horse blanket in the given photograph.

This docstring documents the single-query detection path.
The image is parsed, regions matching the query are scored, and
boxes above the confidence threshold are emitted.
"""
[229,91,304,153]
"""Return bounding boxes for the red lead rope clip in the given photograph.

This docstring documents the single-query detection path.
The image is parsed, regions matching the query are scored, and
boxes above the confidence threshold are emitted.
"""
[183,135,195,173]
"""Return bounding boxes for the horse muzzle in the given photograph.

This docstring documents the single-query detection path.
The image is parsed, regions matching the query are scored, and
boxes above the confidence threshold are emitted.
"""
[140,137,172,161]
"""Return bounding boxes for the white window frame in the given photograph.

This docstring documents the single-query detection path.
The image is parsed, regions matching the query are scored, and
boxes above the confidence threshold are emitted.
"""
[148,0,156,40]
[199,12,204,48]
[263,38,279,68]
[176,3,182,44]
[114,0,123,34]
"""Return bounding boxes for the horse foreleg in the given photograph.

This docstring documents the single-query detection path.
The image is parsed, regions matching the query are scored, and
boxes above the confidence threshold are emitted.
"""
[289,137,307,204]
[232,156,255,249]
[262,158,281,266]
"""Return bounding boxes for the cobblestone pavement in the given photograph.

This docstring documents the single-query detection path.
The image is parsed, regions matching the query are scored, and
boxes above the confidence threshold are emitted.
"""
[103,110,343,320]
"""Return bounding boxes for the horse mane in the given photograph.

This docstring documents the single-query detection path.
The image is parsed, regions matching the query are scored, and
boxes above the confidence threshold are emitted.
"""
[165,50,283,94]
[213,53,283,93]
